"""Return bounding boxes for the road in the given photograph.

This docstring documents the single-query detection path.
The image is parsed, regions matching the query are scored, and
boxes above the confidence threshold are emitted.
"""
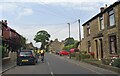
[2,53,119,76]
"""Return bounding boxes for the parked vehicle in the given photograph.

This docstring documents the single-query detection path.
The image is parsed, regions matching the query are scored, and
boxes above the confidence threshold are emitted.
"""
[17,50,38,66]
[59,50,69,56]
[70,48,80,53]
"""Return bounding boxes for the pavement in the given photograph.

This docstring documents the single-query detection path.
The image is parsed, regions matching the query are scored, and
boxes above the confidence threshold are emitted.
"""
[1,59,16,74]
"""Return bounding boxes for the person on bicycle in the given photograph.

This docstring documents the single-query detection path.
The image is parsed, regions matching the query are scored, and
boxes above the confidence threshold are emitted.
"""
[40,50,45,62]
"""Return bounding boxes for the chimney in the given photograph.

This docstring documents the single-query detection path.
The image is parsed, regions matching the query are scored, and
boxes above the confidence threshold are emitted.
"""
[1,20,4,22]
[4,20,7,25]
[105,4,107,8]
[100,4,108,12]
[1,20,7,25]
[100,7,104,12]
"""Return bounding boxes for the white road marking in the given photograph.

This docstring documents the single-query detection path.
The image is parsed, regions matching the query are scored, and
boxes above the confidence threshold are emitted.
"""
[51,72,54,76]
[47,62,50,66]
[46,60,54,76]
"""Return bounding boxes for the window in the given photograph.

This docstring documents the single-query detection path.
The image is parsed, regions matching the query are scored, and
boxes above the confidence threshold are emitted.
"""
[88,41,91,53]
[87,23,90,36]
[108,9,115,26]
[109,35,117,54]
[99,15,104,30]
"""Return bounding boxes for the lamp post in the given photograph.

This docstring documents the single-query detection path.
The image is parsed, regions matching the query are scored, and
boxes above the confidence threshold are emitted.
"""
[78,19,81,41]
[67,23,70,38]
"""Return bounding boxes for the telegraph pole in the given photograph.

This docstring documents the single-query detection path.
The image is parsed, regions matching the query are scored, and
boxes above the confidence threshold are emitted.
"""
[67,23,70,38]
[78,19,81,41]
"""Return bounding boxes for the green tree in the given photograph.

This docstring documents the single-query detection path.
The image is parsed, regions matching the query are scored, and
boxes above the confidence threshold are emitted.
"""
[64,37,75,46]
[34,30,50,49]
[63,44,75,51]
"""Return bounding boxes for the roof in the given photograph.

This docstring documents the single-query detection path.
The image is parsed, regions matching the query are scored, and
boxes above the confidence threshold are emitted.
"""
[82,1,120,26]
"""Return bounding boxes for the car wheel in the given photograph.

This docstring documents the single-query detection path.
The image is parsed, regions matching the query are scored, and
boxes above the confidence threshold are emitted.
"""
[33,60,36,65]
[17,63,22,66]
[36,59,38,63]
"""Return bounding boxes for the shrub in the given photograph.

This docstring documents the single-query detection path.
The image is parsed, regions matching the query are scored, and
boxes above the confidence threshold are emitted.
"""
[80,54,91,59]
[89,52,95,58]
[70,52,75,57]
[101,59,111,65]
[111,58,120,68]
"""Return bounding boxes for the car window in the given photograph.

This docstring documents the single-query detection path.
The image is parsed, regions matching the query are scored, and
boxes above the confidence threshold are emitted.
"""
[20,52,32,56]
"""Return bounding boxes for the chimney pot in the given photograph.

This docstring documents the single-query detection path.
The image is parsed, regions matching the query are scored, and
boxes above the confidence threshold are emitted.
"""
[105,4,107,7]
[100,7,104,12]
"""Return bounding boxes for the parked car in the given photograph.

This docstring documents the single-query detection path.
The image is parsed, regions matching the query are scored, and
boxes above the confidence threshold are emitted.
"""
[59,50,70,56]
[70,48,80,53]
[17,50,38,66]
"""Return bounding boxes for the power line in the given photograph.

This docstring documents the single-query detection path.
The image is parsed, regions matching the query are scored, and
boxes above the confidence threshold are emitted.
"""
[38,1,76,20]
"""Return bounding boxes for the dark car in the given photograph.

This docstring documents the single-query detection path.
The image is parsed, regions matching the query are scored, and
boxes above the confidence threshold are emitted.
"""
[17,50,38,65]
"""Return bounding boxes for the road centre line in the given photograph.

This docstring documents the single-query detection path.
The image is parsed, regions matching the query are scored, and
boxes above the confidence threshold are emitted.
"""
[46,60,54,76]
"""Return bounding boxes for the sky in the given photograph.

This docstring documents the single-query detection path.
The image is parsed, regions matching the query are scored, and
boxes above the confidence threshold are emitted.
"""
[0,0,117,48]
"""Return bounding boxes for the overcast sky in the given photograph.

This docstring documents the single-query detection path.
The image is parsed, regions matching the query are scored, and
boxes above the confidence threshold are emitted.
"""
[0,0,117,48]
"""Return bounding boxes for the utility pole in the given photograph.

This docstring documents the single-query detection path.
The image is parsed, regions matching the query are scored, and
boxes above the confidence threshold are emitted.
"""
[78,19,82,61]
[78,19,81,41]
[67,23,70,38]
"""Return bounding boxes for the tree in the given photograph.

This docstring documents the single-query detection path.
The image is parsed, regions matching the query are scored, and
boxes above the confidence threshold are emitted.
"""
[64,37,75,46]
[34,30,50,49]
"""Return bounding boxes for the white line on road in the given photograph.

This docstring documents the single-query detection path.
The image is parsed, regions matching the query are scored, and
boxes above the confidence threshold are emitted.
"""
[47,62,50,66]
[47,61,54,76]
[51,72,54,76]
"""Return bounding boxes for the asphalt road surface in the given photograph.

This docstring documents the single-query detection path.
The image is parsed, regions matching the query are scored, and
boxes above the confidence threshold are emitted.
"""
[2,53,119,76]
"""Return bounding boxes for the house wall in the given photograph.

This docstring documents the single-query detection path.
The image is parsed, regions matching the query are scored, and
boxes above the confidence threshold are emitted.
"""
[80,2,120,59]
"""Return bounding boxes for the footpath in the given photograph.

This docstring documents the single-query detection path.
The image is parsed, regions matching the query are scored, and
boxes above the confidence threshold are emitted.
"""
[2,59,16,74]
[1,52,17,75]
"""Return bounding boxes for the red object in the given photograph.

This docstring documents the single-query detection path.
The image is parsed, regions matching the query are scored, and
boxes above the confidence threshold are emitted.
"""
[59,50,69,55]
[90,52,95,55]
[70,49,74,53]
[70,48,80,53]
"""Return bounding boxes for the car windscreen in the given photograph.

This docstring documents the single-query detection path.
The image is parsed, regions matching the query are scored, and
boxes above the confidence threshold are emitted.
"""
[20,51,32,56]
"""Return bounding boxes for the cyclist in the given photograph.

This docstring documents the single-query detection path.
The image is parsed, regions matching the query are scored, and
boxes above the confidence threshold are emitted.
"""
[40,50,45,62]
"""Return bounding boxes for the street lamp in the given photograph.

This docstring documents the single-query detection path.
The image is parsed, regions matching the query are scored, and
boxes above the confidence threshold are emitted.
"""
[78,19,81,41]
[67,23,70,38]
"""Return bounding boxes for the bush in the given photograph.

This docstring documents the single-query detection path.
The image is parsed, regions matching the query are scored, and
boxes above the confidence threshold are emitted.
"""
[111,58,120,68]
[2,46,8,58]
[80,51,87,54]
[80,54,91,59]
[101,59,111,65]
[70,52,75,57]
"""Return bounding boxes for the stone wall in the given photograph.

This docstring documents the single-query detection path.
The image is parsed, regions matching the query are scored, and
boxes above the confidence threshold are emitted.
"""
[80,2,120,59]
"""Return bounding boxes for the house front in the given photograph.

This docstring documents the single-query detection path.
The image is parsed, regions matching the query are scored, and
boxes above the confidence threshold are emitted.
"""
[80,1,120,59]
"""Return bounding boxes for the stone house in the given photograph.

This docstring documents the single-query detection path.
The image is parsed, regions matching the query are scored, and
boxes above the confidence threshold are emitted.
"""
[26,42,35,50]
[47,39,64,52]
[0,21,2,45]
[80,1,120,59]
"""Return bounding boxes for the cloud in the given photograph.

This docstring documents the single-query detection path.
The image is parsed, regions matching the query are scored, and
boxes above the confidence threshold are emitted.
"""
[1,0,116,3]
[0,3,18,12]
[18,8,33,18]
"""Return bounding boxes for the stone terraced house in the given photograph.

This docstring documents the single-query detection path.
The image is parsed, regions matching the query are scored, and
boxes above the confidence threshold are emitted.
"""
[80,1,120,59]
